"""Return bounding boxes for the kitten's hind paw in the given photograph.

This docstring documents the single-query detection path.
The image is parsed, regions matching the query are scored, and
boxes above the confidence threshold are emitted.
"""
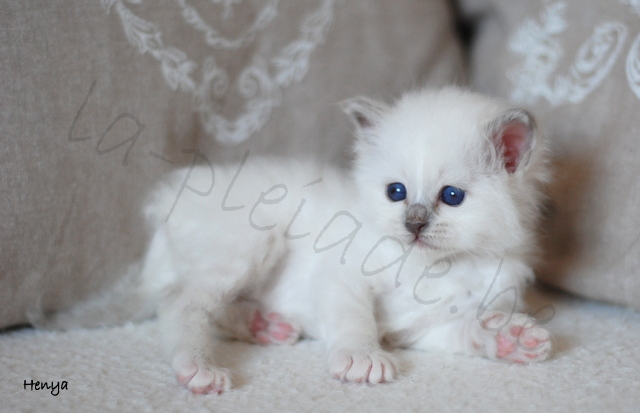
[481,312,551,364]
[172,352,231,394]
[250,311,300,345]
[329,350,398,384]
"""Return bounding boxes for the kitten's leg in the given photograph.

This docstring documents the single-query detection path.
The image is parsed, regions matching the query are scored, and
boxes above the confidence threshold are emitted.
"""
[215,300,300,345]
[160,291,231,395]
[141,228,230,393]
[154,226,288,393]
[320,284,398,384]
[160,287,300,394]
[410,311,551,363]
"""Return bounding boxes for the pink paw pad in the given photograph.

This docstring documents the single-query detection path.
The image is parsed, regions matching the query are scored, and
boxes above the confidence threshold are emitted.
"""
[480,312,551,364]
[496,333,517,358]
[494,315,551,363]
[250,311,299,345]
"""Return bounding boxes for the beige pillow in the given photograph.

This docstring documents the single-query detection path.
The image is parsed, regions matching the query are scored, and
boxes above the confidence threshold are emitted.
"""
[0,0,465,328]
[461,0,640,309]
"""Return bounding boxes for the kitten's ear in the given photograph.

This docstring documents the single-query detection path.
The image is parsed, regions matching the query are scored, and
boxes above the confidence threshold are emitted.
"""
[341,96,389,141]
[489,108,537,174]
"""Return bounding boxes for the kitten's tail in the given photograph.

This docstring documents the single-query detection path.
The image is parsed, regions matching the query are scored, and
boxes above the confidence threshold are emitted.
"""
[28,184,178,331]
[26,262,159,330]
[27,225,175,330]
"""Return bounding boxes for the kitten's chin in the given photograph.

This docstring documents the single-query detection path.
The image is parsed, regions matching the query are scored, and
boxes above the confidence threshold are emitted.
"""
[410,236,459,259]
[410,236,439,251]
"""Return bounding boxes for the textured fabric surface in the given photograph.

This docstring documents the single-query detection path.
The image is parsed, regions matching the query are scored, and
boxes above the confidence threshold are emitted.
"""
[3,287,640,412]
[0,0,464,328]
[460,0,640,310]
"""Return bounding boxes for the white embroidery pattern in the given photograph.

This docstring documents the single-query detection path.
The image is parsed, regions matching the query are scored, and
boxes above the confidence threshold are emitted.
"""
[626,33,640,99]
[102,0,338,145]
[177,0,280,50]
[622,0,640,15]
[508,1,627,106]
[623,0,640,100]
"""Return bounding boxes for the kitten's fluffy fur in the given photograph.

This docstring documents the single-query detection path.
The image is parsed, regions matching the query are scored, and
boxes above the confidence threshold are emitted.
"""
[141,87,551,394]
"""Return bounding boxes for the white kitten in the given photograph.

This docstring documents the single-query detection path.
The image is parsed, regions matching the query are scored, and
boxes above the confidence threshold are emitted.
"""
[141,87,551,394]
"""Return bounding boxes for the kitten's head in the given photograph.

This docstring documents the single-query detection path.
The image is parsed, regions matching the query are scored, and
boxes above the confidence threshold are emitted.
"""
[342,87,548,259]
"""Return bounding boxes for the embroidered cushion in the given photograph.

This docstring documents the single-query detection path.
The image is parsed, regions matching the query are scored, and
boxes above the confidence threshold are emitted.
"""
[0,0,465,327]
[461,0,640,309]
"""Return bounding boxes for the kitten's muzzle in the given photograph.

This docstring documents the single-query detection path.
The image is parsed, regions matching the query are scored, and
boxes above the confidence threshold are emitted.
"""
[405,204,430,236]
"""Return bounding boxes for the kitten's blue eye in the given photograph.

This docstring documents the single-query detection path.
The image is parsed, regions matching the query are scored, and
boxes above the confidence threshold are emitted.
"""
[387,182,407,202]
[441,186,465,206]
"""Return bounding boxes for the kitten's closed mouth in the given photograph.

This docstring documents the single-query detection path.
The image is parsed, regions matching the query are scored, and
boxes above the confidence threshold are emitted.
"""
[412,237,438,250]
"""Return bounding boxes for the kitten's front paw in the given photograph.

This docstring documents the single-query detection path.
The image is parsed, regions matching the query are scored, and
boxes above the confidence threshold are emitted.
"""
[329,349,397,384]
[250,311,300,345]
[172,352,231,394]
[480,312,551,363]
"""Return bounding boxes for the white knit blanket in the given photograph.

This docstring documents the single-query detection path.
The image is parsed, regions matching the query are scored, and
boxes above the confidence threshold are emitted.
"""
[3,287,639,413]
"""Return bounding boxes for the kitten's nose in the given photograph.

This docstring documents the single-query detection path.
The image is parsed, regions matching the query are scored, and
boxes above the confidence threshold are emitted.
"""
[405,220,427,236]
[405,204,430,236]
